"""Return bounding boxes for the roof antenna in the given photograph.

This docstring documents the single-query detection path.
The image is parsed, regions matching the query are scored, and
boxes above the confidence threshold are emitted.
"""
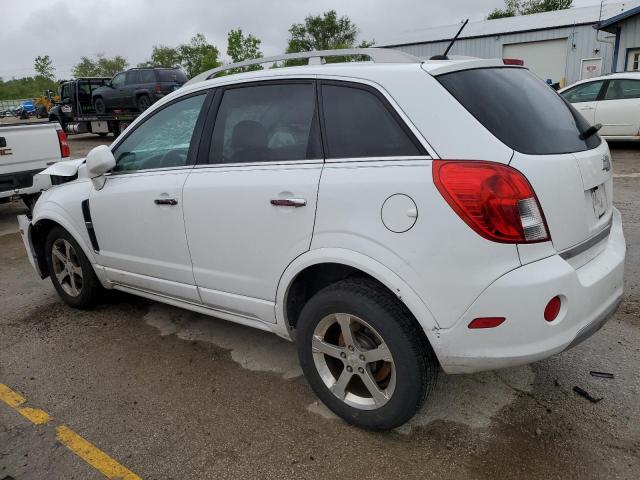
[430,19,469,60]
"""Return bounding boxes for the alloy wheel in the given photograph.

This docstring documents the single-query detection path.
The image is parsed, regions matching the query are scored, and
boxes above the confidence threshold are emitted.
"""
[51,239,83,297]
[312,313,396,410]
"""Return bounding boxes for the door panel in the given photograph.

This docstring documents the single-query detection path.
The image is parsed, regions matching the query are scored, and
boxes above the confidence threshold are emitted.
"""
[596,79,640,137]
[90,92,208,301]
[574,101,597,125]
[183,81,322,322]
[183,164,322,320]
[91,170,199,301]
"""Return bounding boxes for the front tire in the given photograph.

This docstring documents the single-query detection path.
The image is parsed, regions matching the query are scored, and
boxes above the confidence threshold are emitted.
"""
[297,278,438,431]
[45,227,101,309]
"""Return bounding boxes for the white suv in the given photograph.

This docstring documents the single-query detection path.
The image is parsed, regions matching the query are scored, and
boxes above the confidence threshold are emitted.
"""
[18,49,625,430]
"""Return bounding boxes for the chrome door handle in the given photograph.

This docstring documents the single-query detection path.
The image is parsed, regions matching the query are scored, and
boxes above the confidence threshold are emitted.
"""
[270,198,307,207]
[154,198,178,206]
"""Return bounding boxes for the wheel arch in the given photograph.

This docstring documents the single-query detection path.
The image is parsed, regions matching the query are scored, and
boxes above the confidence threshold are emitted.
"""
[31,208,98,279]
[275,248,441,349]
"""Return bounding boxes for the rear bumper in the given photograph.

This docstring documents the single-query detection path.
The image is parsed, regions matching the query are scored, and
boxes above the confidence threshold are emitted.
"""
[438,207,625,374]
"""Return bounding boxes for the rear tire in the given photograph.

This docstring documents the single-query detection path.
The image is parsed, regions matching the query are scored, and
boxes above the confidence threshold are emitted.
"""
[45,227,101,309]
[297,278,438,431]
[136,94,151,112]
[93,97,106,115]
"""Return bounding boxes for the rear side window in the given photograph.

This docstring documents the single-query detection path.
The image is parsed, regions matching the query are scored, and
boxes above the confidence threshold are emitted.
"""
[561,81,605,103]
[125,71,139,84]
[603,79,640,100]
[210,83,321,164]
[438,68,601,155]
[159,69,188,84]
[139,70,156,83]
[321,83,423,158]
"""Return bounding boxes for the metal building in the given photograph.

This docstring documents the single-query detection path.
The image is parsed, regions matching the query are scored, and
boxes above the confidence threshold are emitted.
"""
[380,1,640,87]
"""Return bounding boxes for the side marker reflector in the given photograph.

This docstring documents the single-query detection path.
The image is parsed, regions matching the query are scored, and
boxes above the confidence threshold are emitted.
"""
[468,317,506,329]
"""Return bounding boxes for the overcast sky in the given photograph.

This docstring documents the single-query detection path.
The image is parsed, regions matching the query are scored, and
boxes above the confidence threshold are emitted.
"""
[2,0,603,79]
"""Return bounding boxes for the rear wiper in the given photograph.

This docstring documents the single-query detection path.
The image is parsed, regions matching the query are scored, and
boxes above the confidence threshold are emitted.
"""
[579,123,602,140]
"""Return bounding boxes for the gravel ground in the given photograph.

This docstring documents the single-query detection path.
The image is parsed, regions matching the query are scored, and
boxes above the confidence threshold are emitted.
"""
[0,138,638,479]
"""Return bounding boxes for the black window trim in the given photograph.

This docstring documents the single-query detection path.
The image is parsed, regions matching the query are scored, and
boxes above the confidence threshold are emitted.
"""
[317,79,429,161]
[107,88,215,176]
[196,78,324,167]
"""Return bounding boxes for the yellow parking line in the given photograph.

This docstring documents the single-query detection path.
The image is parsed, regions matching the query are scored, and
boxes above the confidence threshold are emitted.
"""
[0,383,26,408]
[0,383,141,479]
[57,425,142,480]
[0,383,52,425]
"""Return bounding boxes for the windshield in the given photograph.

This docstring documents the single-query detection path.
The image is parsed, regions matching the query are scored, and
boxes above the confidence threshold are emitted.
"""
[437,67,601,155]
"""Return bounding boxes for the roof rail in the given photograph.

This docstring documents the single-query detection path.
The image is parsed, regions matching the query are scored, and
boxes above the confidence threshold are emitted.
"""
[185,48,422,85]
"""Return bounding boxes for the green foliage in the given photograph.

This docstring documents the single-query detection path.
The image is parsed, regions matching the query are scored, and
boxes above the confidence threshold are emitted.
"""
[521,0,573,14]
[138,34,220,78]
[72,54,129,78]
[179,34,221,78]
[285,10,373,65]
[0,76,58,101]
[138,45,182,68]
[227,29,263,72]
[34,55,55,80]
[488,0,572,19]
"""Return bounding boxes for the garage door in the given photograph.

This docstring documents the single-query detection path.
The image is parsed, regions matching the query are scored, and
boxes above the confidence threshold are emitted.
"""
[503,38,568,84]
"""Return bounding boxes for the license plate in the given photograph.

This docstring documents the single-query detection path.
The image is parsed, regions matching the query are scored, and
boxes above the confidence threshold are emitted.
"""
[591,185,607,219]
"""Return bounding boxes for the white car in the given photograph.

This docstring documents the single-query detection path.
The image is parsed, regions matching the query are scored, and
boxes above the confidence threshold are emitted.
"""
[17,49,625,431]
[559,72,640,140]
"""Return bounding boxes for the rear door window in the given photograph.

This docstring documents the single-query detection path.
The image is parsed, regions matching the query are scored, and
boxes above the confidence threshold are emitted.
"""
[210,82,321,164]
[438,67,601,155]
[603,79,640,100]
[561,81,605,103]
[320,83,424,158]
[139,70,156,84]
[125,71,139,85]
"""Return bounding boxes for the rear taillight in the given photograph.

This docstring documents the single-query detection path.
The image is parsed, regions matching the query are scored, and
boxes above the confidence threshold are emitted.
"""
[433,160,549,244]
[503,58,524,66]
[155,84,162,93]
[57,130,70,158]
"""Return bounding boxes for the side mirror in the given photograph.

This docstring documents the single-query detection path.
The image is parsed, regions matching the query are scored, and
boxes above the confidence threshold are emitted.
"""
[86,145,116,190]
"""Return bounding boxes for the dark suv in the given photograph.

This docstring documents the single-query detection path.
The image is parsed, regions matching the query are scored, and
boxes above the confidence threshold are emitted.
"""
[91,67,187,114]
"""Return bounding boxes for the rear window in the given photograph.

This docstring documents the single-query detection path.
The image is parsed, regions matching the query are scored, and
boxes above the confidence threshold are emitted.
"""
[158,69,187,83]
[438,68,601,155]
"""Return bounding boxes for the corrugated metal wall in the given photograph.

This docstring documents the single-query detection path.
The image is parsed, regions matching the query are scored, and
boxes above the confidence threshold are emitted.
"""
[389,24,616,86]
[616,16,640,70]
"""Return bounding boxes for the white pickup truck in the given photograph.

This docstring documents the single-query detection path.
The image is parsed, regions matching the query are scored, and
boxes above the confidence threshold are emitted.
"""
[0,121,70,209]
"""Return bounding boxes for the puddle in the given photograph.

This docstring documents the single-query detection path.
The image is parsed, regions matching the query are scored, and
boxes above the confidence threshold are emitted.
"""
[145,303,534,430]
[144,303,302,379]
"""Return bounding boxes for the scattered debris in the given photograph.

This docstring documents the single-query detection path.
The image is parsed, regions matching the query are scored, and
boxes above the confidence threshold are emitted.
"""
[573,386,603,403]
[535,428,542,436]
[590,371,615,379]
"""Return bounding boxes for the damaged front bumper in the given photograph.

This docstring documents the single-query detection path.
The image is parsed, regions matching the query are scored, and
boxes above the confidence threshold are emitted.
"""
[17,214,44,278]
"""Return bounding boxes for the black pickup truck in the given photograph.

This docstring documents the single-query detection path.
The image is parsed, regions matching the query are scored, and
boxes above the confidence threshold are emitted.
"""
[48,78,140,137]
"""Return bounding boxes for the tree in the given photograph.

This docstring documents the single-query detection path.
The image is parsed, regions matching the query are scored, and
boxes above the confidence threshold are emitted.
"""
[522,0,573,14]
[72,54,129,78]
[285,10,373,65]
[488,0,572,19]
[138,45,181,68]
[34,55,55,80]
[96,54,128,76]
[178,34,221,78]
[226,29,263,72]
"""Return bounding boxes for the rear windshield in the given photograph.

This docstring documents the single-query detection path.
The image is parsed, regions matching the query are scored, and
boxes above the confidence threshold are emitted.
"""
[158,69,187,83]
[437,67,601,155]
